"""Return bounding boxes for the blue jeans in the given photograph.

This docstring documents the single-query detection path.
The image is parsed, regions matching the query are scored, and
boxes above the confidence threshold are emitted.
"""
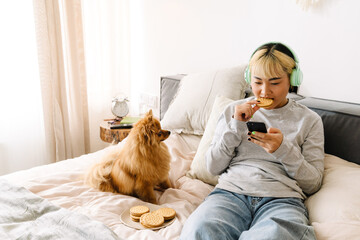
[179,188,316,240]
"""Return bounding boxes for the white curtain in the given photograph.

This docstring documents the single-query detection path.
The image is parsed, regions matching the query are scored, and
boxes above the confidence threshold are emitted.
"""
[33,0,90,162]
[82,0,131,152]
[0,0,131,175]
[34,0,132,159]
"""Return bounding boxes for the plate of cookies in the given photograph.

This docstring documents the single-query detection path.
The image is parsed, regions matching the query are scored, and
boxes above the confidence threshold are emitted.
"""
[120,204,177,230]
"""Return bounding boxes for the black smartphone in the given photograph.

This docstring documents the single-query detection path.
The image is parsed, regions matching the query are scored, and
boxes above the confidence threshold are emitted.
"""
[110,123,133,129]
[246,121,267,133]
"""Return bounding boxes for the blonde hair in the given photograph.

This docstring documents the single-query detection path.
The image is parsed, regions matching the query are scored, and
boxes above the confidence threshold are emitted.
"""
[249,48,296,79]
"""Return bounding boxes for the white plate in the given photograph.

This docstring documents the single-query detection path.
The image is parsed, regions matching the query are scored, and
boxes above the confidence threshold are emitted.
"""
[120,203,176,230]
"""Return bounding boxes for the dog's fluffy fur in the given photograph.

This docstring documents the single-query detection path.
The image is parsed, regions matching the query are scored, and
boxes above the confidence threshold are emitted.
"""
[85,110,171,203]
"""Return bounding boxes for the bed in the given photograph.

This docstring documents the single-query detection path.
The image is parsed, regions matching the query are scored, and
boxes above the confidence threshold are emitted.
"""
[1,65,360,240]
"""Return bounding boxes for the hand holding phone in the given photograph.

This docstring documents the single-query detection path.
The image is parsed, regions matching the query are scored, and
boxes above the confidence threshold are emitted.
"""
[246,121,267,133]
[246,124,283,153]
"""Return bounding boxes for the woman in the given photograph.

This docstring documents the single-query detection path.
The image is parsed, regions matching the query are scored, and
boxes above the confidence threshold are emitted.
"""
[180,42,324,240]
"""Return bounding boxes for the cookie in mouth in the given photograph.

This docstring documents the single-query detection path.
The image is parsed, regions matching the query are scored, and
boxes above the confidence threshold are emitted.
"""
[256,98,274,107]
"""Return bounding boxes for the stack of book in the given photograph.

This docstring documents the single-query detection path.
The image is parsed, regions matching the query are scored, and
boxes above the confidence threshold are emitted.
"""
[109,116,141,129]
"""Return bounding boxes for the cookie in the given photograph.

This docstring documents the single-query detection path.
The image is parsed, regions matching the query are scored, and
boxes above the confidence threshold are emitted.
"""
[130,205,150,217]
[130,215,141,222]
[257,98,273,107]
[154,207,176,221]
[140,212,164,228]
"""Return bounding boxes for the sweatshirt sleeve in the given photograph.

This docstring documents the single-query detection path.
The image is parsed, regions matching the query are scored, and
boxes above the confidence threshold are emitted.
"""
[206,104,248,175]
[272,115,325,195]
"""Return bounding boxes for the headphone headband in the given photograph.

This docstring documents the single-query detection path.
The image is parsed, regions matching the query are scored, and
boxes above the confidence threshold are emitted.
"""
[253,42,299,63]
[244,42,303,87]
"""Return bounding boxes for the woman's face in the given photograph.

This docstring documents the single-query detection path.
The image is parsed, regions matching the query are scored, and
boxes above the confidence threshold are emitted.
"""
[250,72,290,109]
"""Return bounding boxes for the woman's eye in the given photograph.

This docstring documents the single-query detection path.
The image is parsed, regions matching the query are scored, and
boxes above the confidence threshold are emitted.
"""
[271,82,280,85]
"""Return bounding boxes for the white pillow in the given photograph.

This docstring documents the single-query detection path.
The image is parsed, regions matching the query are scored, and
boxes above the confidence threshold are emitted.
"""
[312,222,360,240]
[305,154,360,239]
[161,64,248,135]
[186,95,234,185]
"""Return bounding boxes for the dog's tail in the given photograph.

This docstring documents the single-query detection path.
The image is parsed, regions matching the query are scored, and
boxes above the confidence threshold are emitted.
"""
[84,150,119,193]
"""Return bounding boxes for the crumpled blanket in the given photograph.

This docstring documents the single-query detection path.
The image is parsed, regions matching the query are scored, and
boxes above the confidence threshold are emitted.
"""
[0,178,121,240]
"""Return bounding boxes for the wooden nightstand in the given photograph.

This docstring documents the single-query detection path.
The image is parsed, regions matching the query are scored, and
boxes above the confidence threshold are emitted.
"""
[100,121,132,144]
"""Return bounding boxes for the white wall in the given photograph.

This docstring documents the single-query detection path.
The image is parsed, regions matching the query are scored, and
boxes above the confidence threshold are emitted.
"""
[129,0,360,117]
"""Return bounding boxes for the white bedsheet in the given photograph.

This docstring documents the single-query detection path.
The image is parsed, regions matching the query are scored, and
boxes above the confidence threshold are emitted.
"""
[1,133,213,240]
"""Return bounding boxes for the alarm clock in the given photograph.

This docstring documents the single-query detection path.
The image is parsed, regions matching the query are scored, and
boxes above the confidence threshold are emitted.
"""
[111,95,129,118]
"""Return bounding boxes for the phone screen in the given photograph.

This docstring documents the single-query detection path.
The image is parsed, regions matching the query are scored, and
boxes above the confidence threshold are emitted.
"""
[246,121,267,133]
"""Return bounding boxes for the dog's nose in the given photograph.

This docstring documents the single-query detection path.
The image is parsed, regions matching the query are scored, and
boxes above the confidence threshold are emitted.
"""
[164,130,171,138]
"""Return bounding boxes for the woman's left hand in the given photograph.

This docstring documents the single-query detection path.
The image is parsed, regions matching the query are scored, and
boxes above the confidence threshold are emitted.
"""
[248,127,283,153]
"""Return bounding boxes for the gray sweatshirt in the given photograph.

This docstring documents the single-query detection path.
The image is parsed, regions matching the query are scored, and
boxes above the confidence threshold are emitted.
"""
[206,97,324,199]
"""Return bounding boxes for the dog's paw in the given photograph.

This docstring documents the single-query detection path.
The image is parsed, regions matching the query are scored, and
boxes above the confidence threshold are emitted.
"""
[154,185,165,191]
[158,179,172,190]
[145,196,157,204]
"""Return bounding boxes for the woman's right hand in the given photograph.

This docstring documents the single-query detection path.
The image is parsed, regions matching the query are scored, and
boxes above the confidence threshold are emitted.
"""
[233,100,260,122]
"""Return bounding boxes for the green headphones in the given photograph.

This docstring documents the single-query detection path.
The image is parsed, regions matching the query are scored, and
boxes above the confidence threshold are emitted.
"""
[244,42,303,86]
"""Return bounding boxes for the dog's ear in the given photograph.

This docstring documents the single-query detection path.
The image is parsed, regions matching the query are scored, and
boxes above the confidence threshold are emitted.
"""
[145,109,153,122]
[146,109,153,117]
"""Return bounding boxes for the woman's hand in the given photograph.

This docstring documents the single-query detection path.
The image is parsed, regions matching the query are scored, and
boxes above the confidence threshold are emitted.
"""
[233,100,260,122]
[248,127,283,153]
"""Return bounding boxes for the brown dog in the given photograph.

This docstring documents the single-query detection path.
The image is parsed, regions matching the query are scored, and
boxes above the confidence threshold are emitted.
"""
[85,110,171,203]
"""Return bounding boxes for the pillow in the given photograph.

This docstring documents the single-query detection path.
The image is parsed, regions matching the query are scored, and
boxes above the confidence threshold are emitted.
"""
[186,95,234,185]
[161,64,248,135]
[305,154,360,239]
[312,222,360,240]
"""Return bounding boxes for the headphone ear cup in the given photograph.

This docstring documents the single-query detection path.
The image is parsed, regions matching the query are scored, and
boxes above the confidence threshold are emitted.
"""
[244,66,251,84]
[290,68,303,86]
